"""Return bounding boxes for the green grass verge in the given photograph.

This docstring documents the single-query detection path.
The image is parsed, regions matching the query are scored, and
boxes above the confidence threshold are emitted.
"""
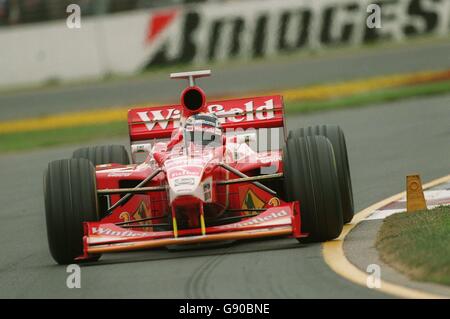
[1,79,450,153]
[376,206,450,286]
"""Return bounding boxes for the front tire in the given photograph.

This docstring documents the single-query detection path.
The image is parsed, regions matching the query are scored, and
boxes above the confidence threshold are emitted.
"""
[283,135,343,242]
[290,125,354,223]
[44,159,100,264]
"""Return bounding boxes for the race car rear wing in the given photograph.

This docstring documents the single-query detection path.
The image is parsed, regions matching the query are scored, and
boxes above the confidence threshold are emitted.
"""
[128,95,285,142]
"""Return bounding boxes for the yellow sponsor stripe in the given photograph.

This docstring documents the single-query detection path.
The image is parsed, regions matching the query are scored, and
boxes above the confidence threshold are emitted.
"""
[1,69,449,135]
[322,174,450,299]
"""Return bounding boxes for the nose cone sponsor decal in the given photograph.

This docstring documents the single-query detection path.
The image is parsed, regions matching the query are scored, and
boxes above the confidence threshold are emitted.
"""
[166,162,204,198]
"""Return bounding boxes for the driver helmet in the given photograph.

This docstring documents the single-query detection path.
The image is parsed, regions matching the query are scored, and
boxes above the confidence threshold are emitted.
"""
[184,113,222,147]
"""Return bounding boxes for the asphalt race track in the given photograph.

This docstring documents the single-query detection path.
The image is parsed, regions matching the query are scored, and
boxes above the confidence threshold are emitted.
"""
[0,93,449,298]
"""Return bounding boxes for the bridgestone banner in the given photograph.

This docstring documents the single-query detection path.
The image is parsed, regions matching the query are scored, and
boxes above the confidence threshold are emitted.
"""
[144,0,450,68]
[1,0,450,87]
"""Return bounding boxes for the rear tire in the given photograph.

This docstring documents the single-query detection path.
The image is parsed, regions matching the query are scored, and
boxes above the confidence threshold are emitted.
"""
[72,145,129,217]
[72,145,130,165]
[290,125,354,223]
[44,159,100,264]
[283,135,343,242]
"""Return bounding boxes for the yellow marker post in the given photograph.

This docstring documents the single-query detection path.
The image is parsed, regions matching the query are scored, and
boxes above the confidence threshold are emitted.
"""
[172,216,178,238]
[171,207,178,238]
[406,174,427,212]
[200,205,206,236]
[200,215,206,236]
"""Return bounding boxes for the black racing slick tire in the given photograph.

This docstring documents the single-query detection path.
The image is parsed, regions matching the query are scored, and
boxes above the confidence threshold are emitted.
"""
[44,159,100,265]
[283,135,343,242]
[72,145,130,166]
[290,125,354,223]
[72,145,129,218]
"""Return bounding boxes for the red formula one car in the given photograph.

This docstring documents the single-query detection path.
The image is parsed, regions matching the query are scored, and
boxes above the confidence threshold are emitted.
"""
[44,70,353,264]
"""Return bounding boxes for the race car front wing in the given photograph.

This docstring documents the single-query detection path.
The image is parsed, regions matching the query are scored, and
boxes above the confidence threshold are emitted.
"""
[78,202,304,260]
